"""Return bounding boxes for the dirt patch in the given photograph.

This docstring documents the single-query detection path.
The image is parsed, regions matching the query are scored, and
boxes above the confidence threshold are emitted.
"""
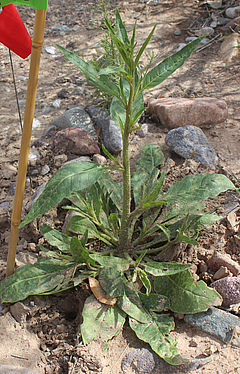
[0,0,240,373]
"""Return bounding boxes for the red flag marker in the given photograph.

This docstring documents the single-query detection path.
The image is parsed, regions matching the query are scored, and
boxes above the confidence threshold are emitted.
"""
[0,4,32,59]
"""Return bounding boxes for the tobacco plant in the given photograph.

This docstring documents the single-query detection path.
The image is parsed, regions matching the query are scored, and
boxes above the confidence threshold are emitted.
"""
[0,9,236,365]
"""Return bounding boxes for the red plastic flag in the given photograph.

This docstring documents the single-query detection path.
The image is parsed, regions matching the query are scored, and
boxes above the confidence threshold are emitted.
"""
[0,4,32,59]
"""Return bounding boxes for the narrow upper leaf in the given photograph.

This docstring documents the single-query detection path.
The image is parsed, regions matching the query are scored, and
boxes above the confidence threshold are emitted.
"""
[141,36,206,90]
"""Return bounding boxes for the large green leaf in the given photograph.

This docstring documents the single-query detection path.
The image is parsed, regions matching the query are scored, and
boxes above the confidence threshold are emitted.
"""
[90,254,129,272]
[163,173,235,203]
[81,295,126,344]
[0,258,75,303]
[154,270,222,314]
[139,292,170,312]
[99,267,125,298]
[144,261,192,276]
[129,313,186,365]
[56,45,121,98]
[117,281,148,323]
[97,169,123,212]
[141,36,205,90]
[20,162,103,228]
[131,144,165,206]
[40,224,71,253]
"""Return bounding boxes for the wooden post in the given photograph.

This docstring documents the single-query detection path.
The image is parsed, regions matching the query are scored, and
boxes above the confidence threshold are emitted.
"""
[6,9,47,276]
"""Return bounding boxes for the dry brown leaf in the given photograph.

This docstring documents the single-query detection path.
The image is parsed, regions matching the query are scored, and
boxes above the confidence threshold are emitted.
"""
[88,276,117,306]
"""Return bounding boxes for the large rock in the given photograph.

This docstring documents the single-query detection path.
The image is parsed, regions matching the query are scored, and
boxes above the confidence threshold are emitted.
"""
[148,97,228,129]
[48,107,96,138]
[87,105,123,154]
[165,125,218,168]
[53,128,100,155]
[184,307,240,346]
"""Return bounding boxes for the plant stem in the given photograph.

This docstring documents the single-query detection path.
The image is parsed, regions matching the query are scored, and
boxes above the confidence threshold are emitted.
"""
[118,76,135,251]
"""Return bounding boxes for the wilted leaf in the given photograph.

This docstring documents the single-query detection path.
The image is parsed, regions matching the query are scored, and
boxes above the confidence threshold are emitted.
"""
[81,295,126,344]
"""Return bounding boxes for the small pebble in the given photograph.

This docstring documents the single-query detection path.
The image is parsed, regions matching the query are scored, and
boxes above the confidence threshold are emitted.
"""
[132,135,139,142]
[54,154,68,167]
[210,277,240,306]
[41,165,50,176]
[31,169,39,176]
[57,88,69,99]
[199,261,208,273]
[92,154,107,165]
[213,266,230,280]
[207,251,240,276]
[174,29,181,36]
[52,99,62,108]
[174,43,187,52]
[136,123,148,138]
[42,107,52,114]
[45,46,56,55]
[225,6,239,19]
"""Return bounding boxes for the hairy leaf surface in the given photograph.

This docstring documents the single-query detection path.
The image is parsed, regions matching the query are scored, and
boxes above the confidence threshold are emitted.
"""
[129,313,186,365]
[141,36,205,90]
[154,270,222,313]
[20,162,103,228]
[81,295,126,344]
[0,258,75,303]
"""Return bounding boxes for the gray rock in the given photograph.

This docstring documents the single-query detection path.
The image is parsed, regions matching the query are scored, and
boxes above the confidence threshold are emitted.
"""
[225,6,239,19]
[49,107,96,139]
[41,165,50,176]
[174,29,181,36]
[52,99,62,108]
[207,0,222,9]
[57,88,69,99]
[184,307,240,346]
[121,347,212,373]
[87,105,123,154]
[42,107,52,114]
[165,125,218,168]
[45,46,56,55]
[51,25,71,33]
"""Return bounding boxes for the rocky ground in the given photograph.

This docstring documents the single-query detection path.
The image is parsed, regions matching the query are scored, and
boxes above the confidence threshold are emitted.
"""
[0,0,240,373]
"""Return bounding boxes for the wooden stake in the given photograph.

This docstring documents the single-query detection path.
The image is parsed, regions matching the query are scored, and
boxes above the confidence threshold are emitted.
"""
[6,9,47,276]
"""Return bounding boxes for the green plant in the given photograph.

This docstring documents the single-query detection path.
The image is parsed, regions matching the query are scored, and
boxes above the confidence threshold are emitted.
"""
[0,9,236,365]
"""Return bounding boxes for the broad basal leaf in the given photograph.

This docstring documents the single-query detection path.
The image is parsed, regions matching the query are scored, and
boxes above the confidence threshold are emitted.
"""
[40,224,71,253]
[129,312,186,365]
[141,36,206,90]
[144,261,191,276]
[154,270,222,314]
[163,173,236,203]
[99,267,125,298]
[81,295,126,344]
[139,292,170,312]
[117,281,148,323]
[0,258,75,303]
[20,162,103,228]
[90,254,129,272]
